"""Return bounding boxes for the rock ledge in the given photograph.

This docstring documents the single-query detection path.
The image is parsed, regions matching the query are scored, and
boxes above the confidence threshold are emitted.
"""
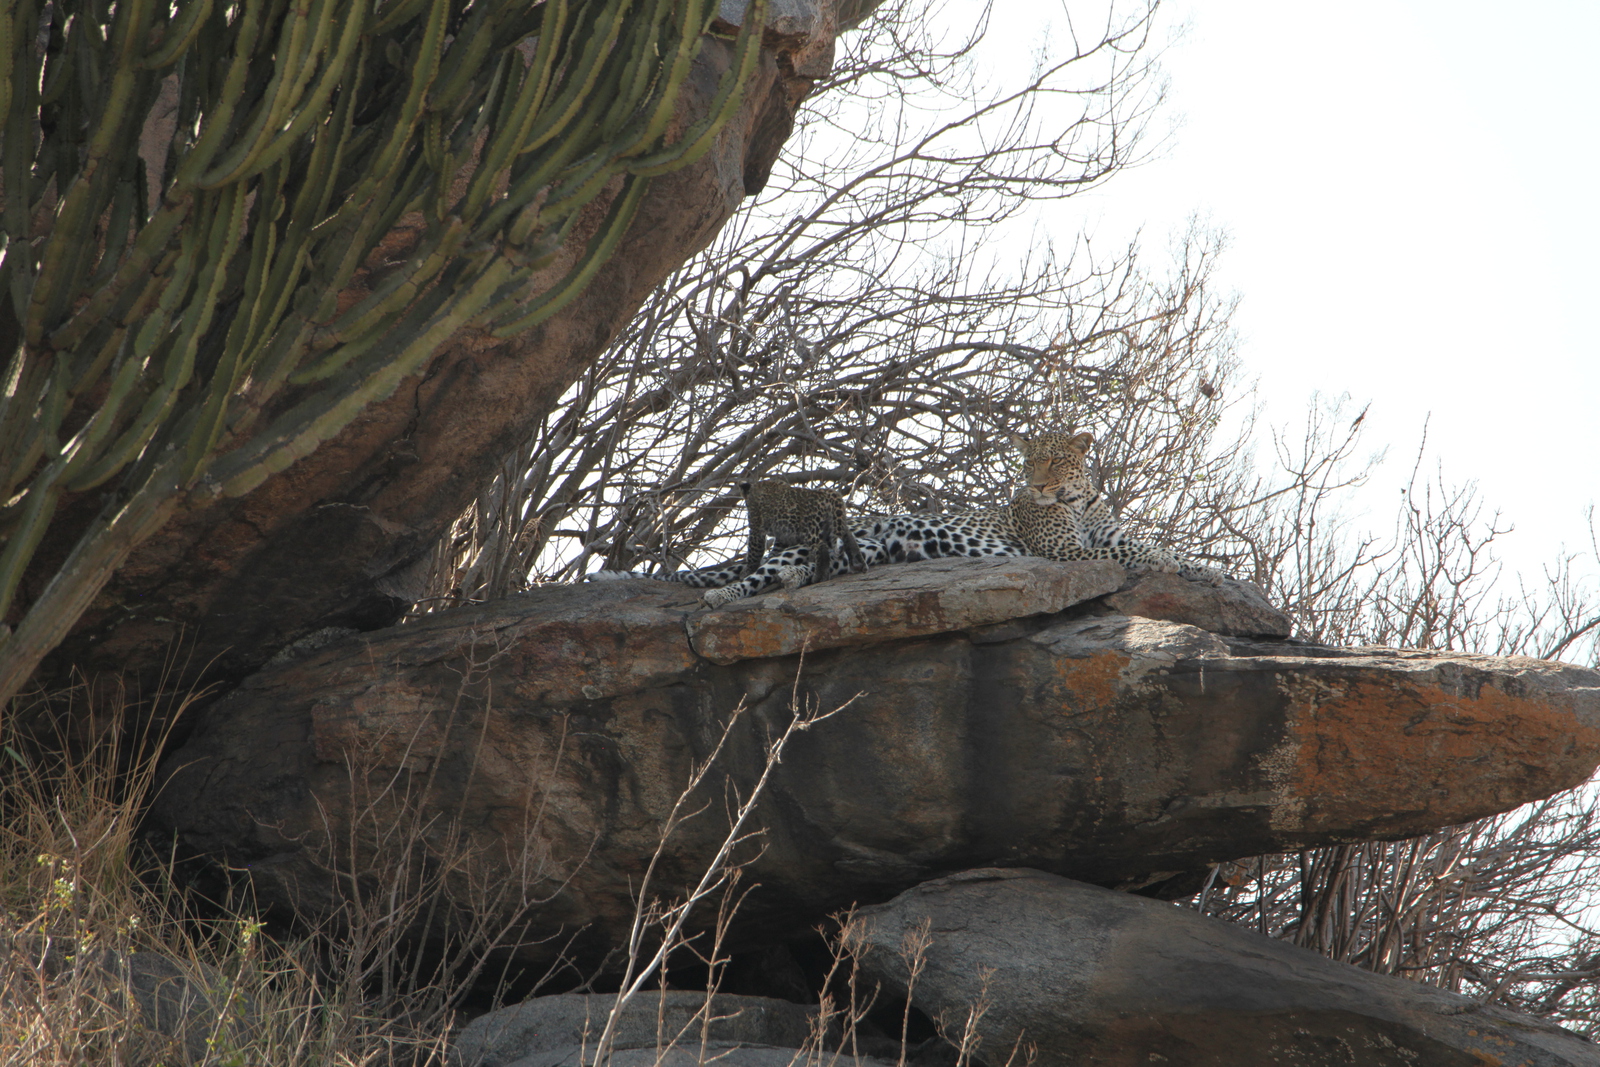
[150,561,1600,972]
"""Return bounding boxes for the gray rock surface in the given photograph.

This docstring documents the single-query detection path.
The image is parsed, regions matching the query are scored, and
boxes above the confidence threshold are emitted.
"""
[854,867,1599,1067]
[452,991,910,1067]
[453,993,822,1067]
[117,950,253,1062]
[544,1051,829,1067]
[149,559,1600,972]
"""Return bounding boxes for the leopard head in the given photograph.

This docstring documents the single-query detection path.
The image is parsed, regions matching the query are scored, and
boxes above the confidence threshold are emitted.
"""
[1008,431,1094,506]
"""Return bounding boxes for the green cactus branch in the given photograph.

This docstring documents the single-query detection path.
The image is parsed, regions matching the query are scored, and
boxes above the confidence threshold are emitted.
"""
[0,0,771,706]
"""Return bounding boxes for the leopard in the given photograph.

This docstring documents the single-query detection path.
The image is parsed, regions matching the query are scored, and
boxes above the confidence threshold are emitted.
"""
[738,479,866,588]
[586,536,893,607]
[1008,430,1225,584]
[586,479,879,607]
[586,430,1224,604]
[841,432,1223,583]
[711,497,1030,606]
[656,497,1033,607]
[583,501,1019,606]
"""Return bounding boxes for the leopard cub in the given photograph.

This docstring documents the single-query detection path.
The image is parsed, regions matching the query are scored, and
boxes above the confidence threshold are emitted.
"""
[740,479,866,589]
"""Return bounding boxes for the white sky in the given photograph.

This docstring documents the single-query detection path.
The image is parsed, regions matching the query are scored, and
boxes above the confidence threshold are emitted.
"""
[1013,0,1598,582]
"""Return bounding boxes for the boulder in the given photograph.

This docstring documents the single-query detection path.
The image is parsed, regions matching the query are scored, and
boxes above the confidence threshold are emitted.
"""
[30,0,885,710]
[148,558,1600,972]
[451,992,849,1067]
[1097,570,1292,638]
[113,950,256,1063]
[686,563,1291,664]
[853,867,1600,1067]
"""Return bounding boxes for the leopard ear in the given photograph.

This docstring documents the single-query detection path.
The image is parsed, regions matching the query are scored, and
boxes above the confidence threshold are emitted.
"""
[1071,431,1094,452]
[738,481,753,498]
[1008,432,1030,452]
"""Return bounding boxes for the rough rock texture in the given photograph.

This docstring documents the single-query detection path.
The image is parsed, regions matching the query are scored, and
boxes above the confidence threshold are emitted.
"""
[30,0,881,707]
[855,868,1600,1067]
[1097,570,1291,638]
[452,992,828,1067]
[148,558,1600,973]
[450,989,934,1067]
[113,950,256,1062]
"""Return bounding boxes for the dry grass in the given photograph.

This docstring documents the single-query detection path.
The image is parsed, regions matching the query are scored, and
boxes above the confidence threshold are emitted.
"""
[0,682,457,1066]
[0,669,966,1067]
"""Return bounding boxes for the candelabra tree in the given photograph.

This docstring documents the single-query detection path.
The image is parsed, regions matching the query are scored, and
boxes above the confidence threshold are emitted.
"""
[0,0,766,706]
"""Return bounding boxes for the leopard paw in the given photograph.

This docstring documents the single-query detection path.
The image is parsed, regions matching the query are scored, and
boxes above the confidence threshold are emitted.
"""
[702,585,745,608]
[776,564,813,589]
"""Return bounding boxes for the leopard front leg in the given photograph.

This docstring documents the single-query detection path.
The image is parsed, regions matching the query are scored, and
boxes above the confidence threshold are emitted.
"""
[704,583,750,608]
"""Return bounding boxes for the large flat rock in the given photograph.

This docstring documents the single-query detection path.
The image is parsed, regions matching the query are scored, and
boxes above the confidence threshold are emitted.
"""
[855,868,1599,1067]
[149,564,1600,972]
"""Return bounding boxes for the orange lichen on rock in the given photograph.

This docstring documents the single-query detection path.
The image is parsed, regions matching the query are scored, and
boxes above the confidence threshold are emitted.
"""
[1283,673,1600,833]
[1048,651,1129,715]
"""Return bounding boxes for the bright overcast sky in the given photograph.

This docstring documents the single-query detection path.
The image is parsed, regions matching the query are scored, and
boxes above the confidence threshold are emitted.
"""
[1008,0,1598,583]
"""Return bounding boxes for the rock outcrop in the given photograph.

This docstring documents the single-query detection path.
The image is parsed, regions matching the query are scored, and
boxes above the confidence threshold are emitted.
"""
[148,559,1600,974]
[854,868,1600,1067]
[31,0,883,707]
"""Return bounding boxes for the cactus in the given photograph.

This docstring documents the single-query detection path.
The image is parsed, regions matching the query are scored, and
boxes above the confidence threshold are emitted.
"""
[0,0,769,704]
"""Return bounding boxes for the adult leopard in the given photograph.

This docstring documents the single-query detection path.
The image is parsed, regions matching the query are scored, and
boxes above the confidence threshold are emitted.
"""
[587,432,1224,604]
[1007,430,1224,584]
